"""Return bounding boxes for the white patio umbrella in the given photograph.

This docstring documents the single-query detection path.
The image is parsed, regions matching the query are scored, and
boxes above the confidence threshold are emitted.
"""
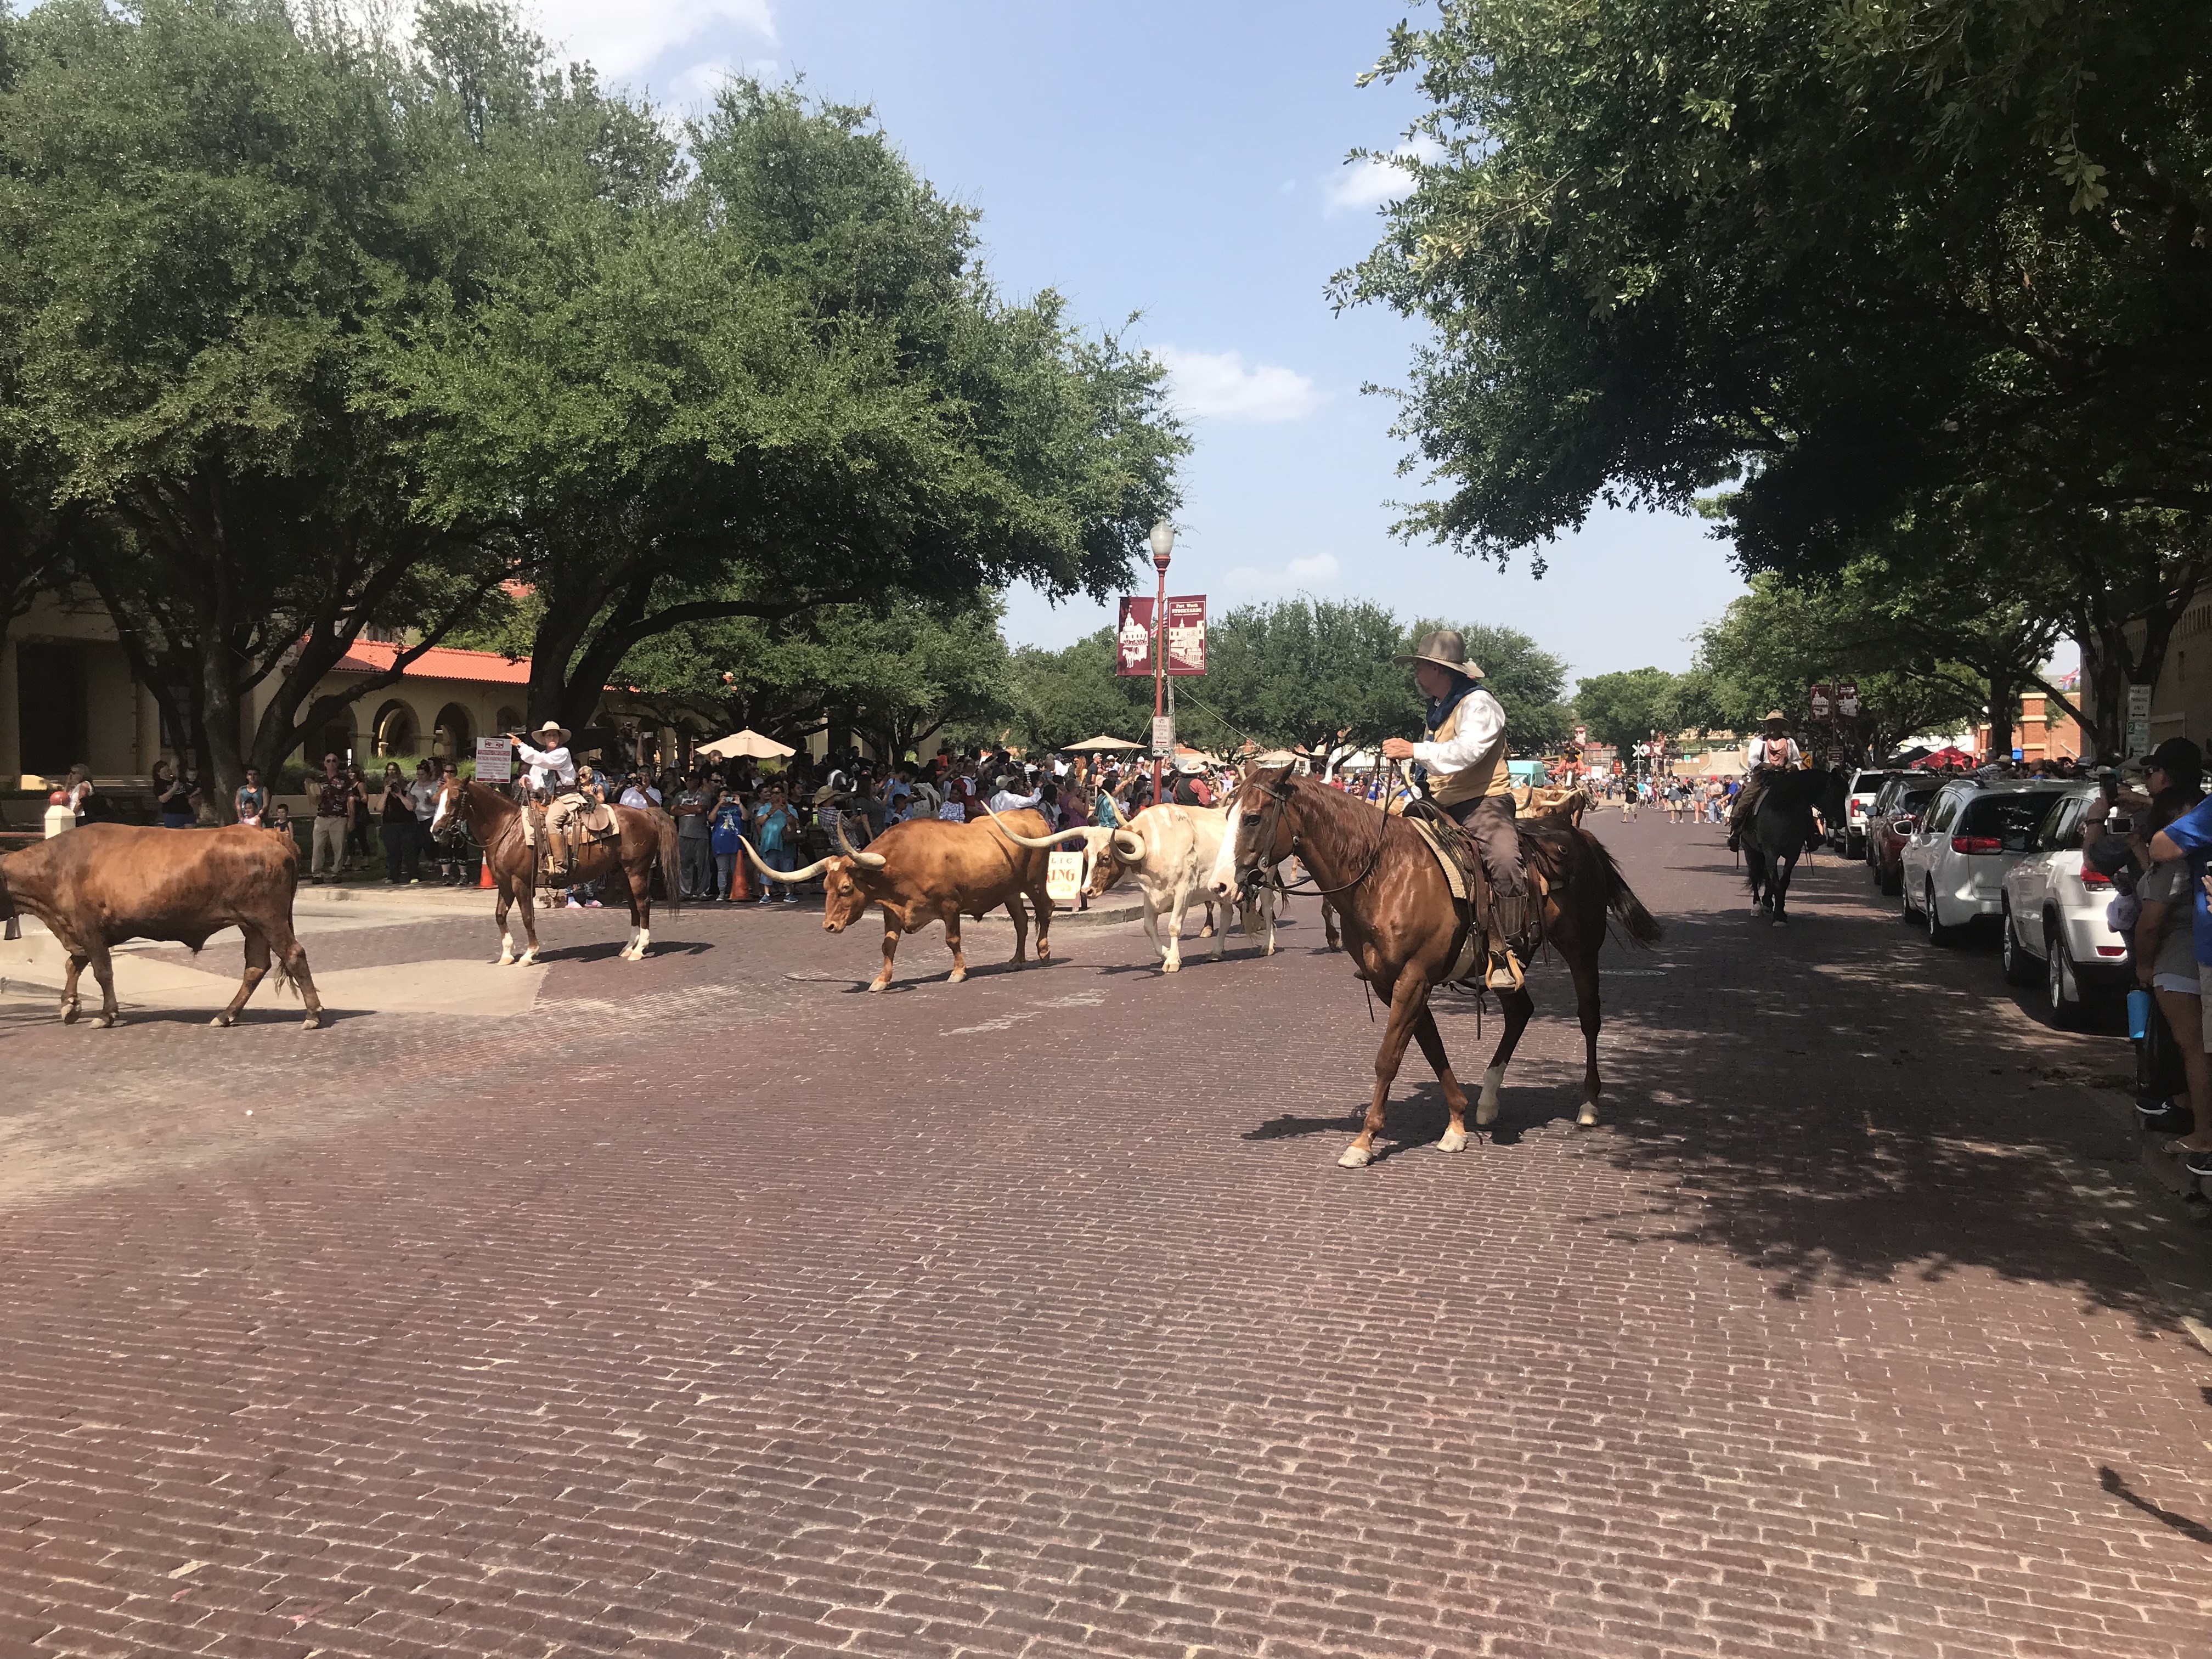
[697,729,797,760]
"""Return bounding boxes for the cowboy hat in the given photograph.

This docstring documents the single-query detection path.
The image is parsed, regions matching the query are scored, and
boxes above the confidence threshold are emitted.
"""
[1172,753,1208,775]
[528,719,572,746]
[1393,628,1485,680]
[1762,709,1787,723]
[811,785,845,806]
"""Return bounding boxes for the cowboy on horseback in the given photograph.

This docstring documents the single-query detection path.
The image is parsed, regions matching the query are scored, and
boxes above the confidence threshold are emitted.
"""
[1726,710,1802,853]
[511,720,589,882]
[1379,628,1528,991]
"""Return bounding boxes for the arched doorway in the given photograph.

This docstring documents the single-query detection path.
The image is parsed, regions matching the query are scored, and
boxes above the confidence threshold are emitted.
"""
[373,698,419,758]
[319,720,357,766]
[432,703,473,763]
[494,705,524,736]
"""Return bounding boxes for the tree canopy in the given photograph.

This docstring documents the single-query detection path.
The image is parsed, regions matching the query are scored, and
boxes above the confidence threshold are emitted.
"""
[0,0,1183,806]
[1345,0,2212,753]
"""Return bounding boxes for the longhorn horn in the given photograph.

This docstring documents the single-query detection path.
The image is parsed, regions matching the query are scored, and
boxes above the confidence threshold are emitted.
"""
[829,809,889,868]
[1111,827,1147,862]
[739,837,833,884]
[979,798,1094,850]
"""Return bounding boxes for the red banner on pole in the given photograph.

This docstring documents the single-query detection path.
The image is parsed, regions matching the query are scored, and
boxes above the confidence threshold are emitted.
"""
[1114,597,1154,676]
[1164,596,1207,675]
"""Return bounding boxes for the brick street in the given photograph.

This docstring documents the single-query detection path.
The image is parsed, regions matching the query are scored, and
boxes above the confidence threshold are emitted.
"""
[3,814,2209,1658]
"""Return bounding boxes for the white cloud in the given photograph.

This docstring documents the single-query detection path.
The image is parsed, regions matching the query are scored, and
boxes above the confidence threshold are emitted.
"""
[1324,139,1443,214]
[528,0,775,81]
[1223,552,1341,592]
[1151,345,1323,424]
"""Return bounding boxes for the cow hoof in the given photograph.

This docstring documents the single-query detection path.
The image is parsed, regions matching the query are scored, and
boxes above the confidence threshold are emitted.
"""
[1577,1102,1599,1127]
[1161,958,1181,974]
[1438,1127,1468,1153]
[1199,924,1214,938]
[1338,1143,1373,1169]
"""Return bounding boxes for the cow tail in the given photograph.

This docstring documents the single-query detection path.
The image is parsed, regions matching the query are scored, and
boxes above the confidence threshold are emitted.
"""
[658,811,685,911]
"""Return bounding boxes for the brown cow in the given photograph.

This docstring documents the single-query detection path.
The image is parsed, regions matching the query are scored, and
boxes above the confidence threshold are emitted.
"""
[0,824,323,1029]
[740,810,1056,991]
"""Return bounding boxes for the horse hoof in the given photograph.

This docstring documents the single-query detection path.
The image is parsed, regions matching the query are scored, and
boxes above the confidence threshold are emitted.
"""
[497,953,515,967]
[1438,1127,1468,1153]
[1338,1143,1373,1169]
[1771,916,1787,928]
[1199,924,1214,938]
[93,1014,117,1029]
[1161,958,1180,973]
[946,969,966,984]
[60,1002,79,1025]
[867,979,889,994]
[1475,1097,1500,1127]
[303,1013,324,1030]
[1577,1102,1599,1127]
[209,1014,232,1028]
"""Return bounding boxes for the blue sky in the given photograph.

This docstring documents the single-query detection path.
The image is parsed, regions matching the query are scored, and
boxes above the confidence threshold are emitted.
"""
[535,0,1747,682]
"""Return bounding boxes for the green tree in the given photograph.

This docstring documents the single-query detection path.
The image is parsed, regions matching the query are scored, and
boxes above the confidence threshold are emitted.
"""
[1342,0,2212,753]
[0,0,543,808]
[393,78,1186,733]
[619,594,1013,760]
[1572,669,1678,751]
[997,628,1155,753]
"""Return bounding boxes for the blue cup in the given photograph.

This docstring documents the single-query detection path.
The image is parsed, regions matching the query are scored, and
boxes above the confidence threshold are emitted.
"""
[2128,987,2153,1042]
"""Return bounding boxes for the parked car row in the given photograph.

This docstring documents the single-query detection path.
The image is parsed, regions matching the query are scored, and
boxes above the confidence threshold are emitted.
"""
[1864,774,2125,1025]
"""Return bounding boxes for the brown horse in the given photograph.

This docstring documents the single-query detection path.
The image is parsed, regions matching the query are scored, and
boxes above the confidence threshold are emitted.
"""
[1211,766,1661,1167]
[431,778,681,965]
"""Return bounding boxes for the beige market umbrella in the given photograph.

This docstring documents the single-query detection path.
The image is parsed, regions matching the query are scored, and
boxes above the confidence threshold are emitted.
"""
[1062,735,1145,752]
[1695,749,1746,777]
[697,729,797,760]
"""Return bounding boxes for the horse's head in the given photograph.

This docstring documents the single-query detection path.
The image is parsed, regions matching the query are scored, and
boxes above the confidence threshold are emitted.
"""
[427,775,470,843]
[1212,764,1297,904]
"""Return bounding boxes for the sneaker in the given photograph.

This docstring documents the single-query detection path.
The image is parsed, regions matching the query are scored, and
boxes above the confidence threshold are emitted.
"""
[2186,1147,2212,1178]
[2138,1099,2194,1137]
[409,877,421,885]
[565,897,583,910]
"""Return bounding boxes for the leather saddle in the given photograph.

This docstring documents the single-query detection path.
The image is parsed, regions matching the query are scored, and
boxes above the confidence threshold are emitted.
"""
[1402,803,1547,988]
[532,800,620,886]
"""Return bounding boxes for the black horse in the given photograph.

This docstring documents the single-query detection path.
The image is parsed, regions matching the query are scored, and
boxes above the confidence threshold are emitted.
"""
[1743,767,1846,925]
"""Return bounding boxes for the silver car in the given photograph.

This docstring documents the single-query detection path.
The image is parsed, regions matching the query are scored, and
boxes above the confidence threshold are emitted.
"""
[1998,785,2131,1024]
[1900,778,2073,943]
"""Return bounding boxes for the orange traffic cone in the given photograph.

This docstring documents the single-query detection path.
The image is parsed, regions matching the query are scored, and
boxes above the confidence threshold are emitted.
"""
[729,849,752,902]
[478,856,494,889]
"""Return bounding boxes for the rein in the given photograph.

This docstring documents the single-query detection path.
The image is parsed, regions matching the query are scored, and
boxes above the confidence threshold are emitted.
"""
[1244,763,1398,900]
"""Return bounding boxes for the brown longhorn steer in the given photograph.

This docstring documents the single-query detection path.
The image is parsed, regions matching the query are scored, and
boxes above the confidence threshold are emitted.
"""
[0,824,323,1029]
[741,811,1056,991]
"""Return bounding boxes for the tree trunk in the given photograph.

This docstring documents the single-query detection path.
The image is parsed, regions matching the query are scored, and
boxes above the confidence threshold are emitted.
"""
[1984,672,2015,764]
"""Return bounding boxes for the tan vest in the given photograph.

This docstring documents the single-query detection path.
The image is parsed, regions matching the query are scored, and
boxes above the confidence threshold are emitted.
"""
[1427,692,1513,808]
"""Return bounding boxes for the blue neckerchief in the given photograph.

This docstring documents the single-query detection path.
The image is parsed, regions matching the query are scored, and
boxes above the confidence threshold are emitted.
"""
[1424,679,1476,738]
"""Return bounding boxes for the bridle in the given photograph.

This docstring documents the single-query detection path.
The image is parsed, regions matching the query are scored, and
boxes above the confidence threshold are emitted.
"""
[1235,764,1394,901]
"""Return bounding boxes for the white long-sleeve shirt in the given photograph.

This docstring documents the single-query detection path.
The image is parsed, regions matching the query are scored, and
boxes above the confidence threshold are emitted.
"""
[1747,735,1801,769]
[1412,688,1508,776]
[514,740,576,792]
[989,787,1043,815]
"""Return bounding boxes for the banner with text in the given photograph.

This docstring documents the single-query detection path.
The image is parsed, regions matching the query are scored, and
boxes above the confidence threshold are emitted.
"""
[1114,595,1209,675]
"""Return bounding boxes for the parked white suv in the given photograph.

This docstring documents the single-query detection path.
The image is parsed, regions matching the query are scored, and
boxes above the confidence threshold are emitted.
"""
[1998,785,2130,1024]
[1900,779,2073,943]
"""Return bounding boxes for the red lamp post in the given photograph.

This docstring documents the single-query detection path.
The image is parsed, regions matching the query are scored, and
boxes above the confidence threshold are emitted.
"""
[1147,519,1175,803]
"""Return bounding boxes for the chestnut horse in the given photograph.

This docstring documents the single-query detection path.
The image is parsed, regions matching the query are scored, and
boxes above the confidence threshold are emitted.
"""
[1212,766,1661,1167]
[431,778,681,965]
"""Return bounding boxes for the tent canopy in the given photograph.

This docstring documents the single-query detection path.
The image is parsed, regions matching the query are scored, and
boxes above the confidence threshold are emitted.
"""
[697,729,795,760]
[1062,734,1145,752]
[1690,749,1745,776]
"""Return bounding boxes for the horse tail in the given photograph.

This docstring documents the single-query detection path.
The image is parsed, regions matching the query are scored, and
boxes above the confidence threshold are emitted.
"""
[657,811,685,911]
[1588,833,1663,946]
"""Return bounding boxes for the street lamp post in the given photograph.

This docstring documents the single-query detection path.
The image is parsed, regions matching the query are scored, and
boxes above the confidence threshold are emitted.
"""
[1148,519,1174,804]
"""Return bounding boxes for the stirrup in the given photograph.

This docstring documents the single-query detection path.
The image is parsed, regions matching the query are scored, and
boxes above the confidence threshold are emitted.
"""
[1485,947,1525,993]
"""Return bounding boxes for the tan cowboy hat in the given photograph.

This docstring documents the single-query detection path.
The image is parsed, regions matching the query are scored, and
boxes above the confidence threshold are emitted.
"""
[529,719,572,746]
[1762,709,1787,723]
[810,785,845,806]
[1393,628,1485,680]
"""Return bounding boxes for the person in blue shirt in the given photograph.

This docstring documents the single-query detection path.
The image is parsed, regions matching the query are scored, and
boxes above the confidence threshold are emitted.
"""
[2142,739,2212,1174]
[709,791,750,902]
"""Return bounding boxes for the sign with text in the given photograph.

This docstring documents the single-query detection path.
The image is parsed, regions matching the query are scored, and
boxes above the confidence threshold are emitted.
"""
[1151,715,1176,757]
[474,737,514,783]
[1837,682,1860,718]
[2126,682,2153,757]
[1115,596,1208,675]
[1809,684,1833,720]
[1163,596,1207,675]
[1046,850,1085,906]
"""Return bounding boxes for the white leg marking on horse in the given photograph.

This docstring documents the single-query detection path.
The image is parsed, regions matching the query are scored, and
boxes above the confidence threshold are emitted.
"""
[1438,1127,1468,1153]
[633,927,650,958]
[1577,1102,1599,1127]
[1475,1063,1505,1126]
[1338,1143,1373,1169]
[518,946,538,967]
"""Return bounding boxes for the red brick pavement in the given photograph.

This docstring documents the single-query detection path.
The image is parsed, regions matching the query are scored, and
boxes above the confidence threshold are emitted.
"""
[2,816,2208,1657]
